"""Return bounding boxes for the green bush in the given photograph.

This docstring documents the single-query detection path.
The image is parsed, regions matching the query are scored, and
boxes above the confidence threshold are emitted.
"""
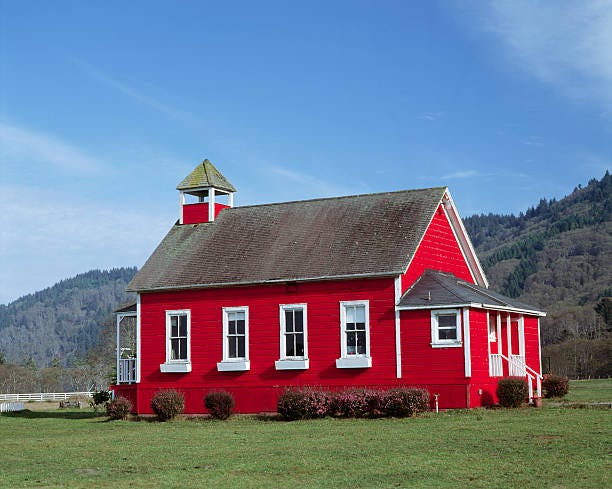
[382,387,430,417]
[204,391,235,420]
[151,389,184,421]
[106,396,132,420]
[496,377,528,407]
[542,374,570,398]
[91,390,112,411]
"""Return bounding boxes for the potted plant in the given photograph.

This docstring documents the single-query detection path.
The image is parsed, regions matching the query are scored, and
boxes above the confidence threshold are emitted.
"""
[531,391,543,408]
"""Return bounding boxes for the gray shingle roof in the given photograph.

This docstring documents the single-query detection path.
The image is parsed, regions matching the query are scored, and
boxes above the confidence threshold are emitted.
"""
[128,187,447,292]
[397,269,545,315]
[176,159,237,193]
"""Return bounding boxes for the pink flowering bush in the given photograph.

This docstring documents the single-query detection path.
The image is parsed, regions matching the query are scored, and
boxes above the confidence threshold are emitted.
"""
[542,374,569,398]
[151,389,184,421]
[277,386,430,420]
[106,396,132,420]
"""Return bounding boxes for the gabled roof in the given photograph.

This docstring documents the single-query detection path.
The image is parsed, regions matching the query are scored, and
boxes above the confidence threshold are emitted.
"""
[128,187,448,292]
[176,159,237,193]
[397,269,545,316]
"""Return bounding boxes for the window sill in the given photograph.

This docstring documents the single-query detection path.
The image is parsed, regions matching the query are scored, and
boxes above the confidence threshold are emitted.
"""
[275,359,309,370]
[336,356,372,369]
[217,360,250,372]
[160,362,191,373]
[431,342,462,348]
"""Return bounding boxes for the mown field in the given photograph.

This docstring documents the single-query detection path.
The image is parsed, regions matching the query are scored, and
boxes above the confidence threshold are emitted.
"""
[0,380,610,489]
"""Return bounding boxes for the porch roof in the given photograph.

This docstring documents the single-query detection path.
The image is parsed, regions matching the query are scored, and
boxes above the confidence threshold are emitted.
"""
[397,269,545,316]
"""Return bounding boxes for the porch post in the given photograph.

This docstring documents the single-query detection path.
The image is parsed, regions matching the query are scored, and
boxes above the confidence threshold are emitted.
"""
[116,314,121,384]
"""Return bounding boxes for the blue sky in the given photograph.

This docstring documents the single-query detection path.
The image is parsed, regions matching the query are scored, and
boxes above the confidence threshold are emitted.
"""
[0,1,610,304]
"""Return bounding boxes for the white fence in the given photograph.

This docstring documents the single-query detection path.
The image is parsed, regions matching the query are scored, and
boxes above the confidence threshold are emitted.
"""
[0,402,25,412]
[0,392,94,402]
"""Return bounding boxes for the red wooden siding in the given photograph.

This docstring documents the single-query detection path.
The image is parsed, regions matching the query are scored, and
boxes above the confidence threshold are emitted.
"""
[182,202,230,224]
[401,204,474,292]
[136,277,398,414]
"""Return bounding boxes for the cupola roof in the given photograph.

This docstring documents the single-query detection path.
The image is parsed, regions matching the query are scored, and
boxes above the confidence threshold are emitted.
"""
[176,159,237,193]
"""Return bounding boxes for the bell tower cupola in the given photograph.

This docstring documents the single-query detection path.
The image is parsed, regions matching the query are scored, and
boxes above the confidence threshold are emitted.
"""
[177,159,236,224]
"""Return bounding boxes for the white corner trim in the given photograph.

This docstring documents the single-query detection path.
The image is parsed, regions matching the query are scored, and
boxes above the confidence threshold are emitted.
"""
[463,308,471,378]
[275,359,309,370]
[217,360,250,372]
[160,362,192,373]
[336,356,372,369]
[394,275,402,379]
[136,294,141,383]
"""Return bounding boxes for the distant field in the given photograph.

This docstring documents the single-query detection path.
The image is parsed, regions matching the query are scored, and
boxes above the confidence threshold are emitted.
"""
[564,379,611,403]
[1,379,610,489]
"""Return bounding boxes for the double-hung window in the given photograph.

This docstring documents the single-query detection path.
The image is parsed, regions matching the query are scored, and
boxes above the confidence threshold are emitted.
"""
[217,306,250,371]
[336,301,372,368]
[431,309,462,347]
[275,304,309,370]
[160,310,191,372]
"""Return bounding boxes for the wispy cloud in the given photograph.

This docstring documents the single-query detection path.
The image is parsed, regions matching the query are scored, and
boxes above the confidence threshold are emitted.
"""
[71,58,200,125]
[457,1,612,110]
[268,165,351,198]
[0,121,104,174]
[441,170,478,180]
[421,111,444,121]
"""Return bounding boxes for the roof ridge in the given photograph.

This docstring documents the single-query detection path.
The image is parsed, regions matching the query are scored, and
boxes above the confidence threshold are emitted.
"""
[458,280,507,305]
[230,186,447,211]
[428,270,470,302]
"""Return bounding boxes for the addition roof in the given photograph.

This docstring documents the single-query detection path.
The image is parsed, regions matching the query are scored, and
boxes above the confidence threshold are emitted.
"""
[397,269,545,316]
[128,187,449,292]
[176,159,237,193]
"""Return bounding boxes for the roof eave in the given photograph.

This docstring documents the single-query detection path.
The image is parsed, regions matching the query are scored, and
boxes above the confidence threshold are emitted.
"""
[396,302,546,316]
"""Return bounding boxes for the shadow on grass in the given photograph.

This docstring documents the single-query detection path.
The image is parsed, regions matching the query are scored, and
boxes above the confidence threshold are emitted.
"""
[1,409,99,420]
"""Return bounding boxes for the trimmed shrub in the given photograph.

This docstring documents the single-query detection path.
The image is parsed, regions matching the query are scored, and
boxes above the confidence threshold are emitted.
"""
[205,391,235,420]
[542,374,569,398]
[277,388,332,420]
[381,387,430,417]
[332,389,379,418]
[496,377,528,407]
[106,396,132,420]
[151,389,184,421]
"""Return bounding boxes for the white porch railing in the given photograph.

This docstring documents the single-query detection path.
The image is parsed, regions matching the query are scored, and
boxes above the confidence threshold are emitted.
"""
[489,354,503,377]
[493,353,543,401]
[1,402,25,412]
[509,354,526,376]
[118,358,137,384]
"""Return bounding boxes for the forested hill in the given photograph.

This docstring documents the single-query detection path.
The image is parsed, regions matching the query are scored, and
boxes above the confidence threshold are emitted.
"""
[0,268,136,368]
[464,171,611,377]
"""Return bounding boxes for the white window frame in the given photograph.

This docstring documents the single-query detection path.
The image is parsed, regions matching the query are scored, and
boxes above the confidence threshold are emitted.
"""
[275,303,309,370]
[217,306,250,371]
[160,309,192,373]
[431,309,462,348]
[336,300,372,368]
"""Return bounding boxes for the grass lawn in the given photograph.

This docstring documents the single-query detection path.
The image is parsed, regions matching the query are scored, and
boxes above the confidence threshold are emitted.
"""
[0,381,610,489]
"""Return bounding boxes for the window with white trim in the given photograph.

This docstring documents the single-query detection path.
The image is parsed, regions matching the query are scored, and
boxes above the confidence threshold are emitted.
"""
[431,309,462,347]
[336,301,371,368]
[275,304,309,370]
[160,310,191,373]
[217,306,250,371]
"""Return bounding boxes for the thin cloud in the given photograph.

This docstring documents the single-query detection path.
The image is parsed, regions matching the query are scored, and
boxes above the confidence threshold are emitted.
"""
[268,165,351,198]
[457,1,612,110]
[421,111,444,121]
[71,58,200,125]
[0,121,104,174]
[441,170,478,180]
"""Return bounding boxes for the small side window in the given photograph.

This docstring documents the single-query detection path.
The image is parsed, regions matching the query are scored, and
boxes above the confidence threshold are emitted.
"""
[431,309,462,347]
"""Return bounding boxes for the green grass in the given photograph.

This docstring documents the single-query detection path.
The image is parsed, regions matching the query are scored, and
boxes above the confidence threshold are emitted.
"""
[1,381,610,489]
[564,379,612,403]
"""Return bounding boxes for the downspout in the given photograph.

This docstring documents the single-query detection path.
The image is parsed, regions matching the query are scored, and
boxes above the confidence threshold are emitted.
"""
[394,276,402,379]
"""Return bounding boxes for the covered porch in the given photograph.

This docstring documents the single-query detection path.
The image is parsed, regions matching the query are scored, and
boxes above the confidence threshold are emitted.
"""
[115,302,138,384]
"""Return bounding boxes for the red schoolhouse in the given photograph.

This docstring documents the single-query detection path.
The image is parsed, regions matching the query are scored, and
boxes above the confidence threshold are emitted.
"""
[113,159,545,413]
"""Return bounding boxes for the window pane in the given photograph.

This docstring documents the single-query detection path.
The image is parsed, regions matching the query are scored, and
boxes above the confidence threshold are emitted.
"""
[347,331,356,355]
[355,321,365,331]
[228,320,236,335]
[295,333,304,356]
[229,337,237,358]
[237,337,245,358]
[285,310,294,332]
[286,334,295,357]
[236,319,245,335]
[346,321,355,331]
[356,331,366,354]
[179,315,187,337]
[439,328,457,340]
[179,338,187,359]
[355,305,366,323]
[438,315,456,328]
[171,338,180,360]
[294,310,303,332]
[171,316,178,337]
[346,306,355,324]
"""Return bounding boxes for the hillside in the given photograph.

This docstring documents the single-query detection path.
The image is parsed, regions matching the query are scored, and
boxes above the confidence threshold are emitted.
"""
[464,171,611,377]
[0,268,136,368]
